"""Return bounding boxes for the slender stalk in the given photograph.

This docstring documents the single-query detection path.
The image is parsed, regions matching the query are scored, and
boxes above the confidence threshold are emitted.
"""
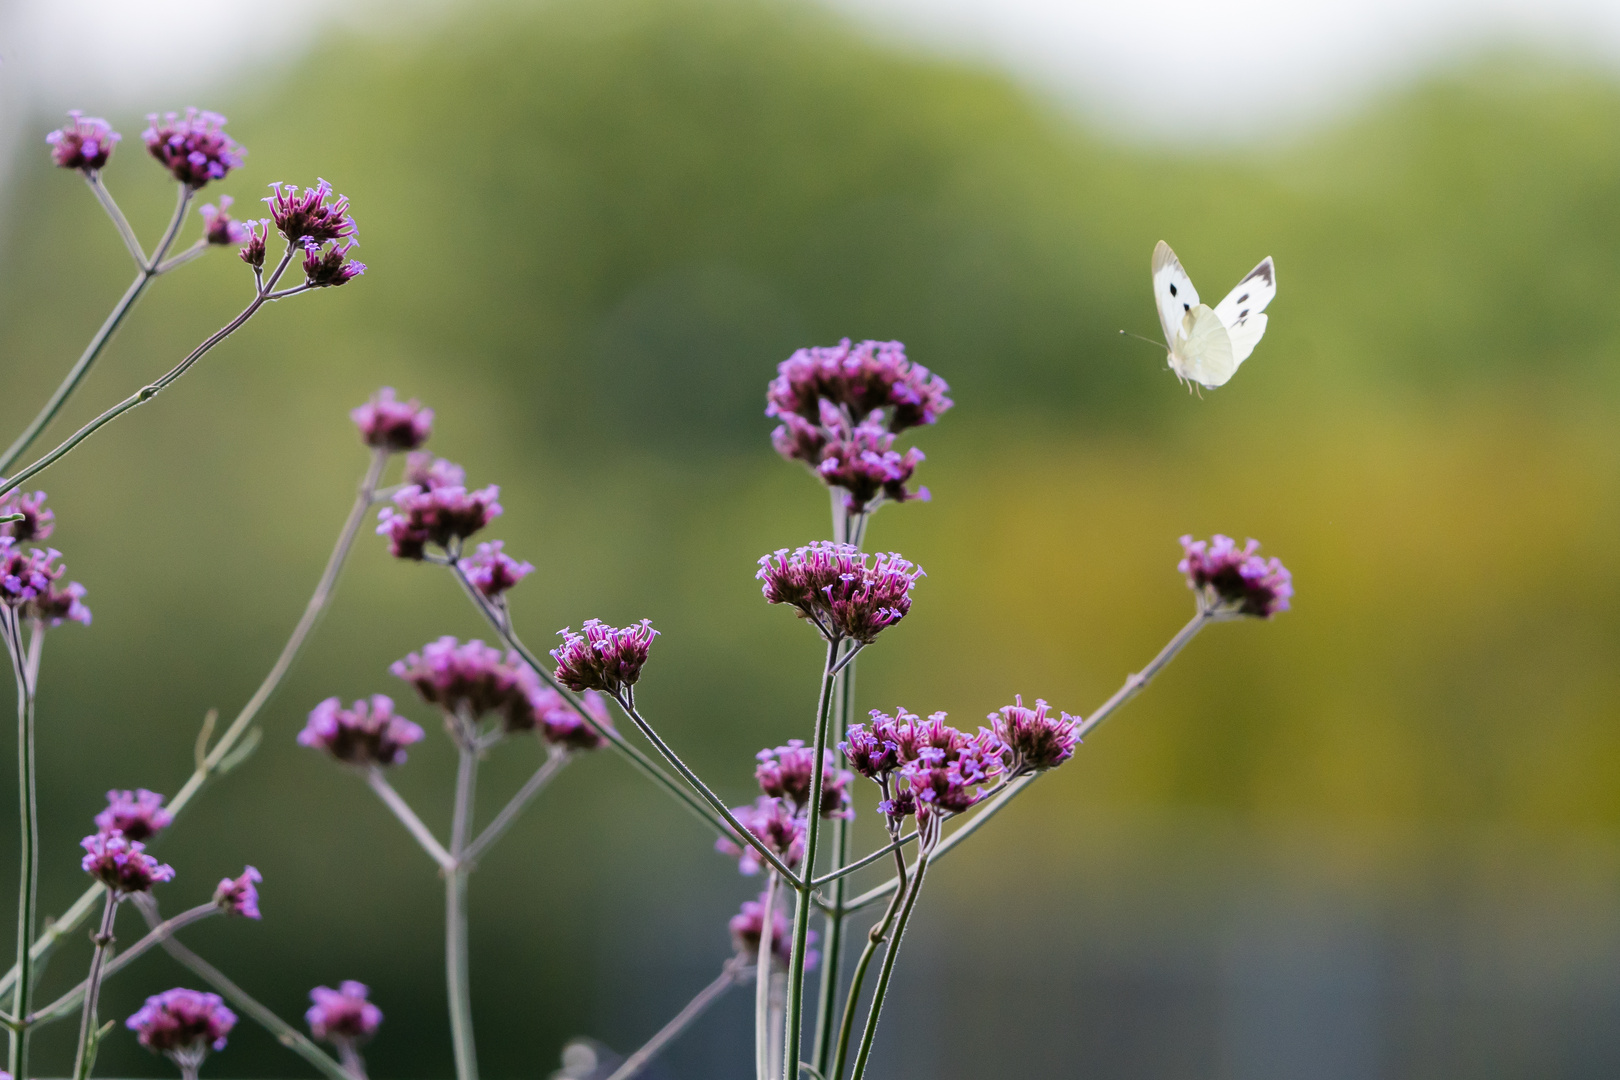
[847,849,930,1080]
[755,873,779,1080]
[31,903,220,1024]
[0,243,300,502]
[446,563,778,873]
[0,449,389,1001]
[606,960,742,1080]
[461,750,569,866]
[366,769,455,870]
[153,240,210,276]
[70,893,118,1080]
[446,743,479,1080]
[338,1043,368,1080]
[830,850,910,1080]
[5,608,40,1080]
[781,639,842,1080]
[132,898,351,1080]
[810,832,914,890]
[0,183,192,474]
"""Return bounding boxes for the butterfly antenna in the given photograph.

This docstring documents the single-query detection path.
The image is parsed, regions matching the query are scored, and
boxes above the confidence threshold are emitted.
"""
[1118,329,1162,350]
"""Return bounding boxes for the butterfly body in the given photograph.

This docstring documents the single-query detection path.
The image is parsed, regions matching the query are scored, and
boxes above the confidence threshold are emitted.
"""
[1152,241,1275,389]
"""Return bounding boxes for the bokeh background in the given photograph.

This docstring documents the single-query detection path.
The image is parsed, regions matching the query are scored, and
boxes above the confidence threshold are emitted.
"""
[4,0,1620,1076]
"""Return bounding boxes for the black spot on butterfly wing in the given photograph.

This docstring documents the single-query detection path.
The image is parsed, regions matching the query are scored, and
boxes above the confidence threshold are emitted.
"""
[1169,283,1177,297]
[1241,261,1274,287]
[1183,304,1190,311]
[1236,293,1249,304]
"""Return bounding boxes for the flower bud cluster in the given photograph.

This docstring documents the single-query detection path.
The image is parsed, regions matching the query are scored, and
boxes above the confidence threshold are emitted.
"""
[842,708,1007,822]
[81,830,175,894]
[95,788,172,842]
[199,196,250,246]
[766,339,950,512]
[757,543,922,643]
[265,180,365,287]
[298,695,425,768]
[551,619,658,698]
[213,866,262,919]
[351,389,434,453]
[0,491,53,544]
[729,892,817,971]
[460,540,534,600]
[47,112,120,172]
[142,109,243,187]
[376,457,501,560]
[1178,534,1293,618]
[306,981,383,1046]
[715,796,805,876]
[128,988,236,1060]
[755,740,852,819]
[0,501,91,627]
[988,696,1081,774]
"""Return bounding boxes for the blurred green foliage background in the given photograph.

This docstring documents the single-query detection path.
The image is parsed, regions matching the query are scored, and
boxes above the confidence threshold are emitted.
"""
[4,0,1620,1076]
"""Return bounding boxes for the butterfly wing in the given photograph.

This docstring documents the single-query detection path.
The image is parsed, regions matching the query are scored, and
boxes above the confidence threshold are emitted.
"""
[1170,305,1237,388]
[1152,241,1200,350]
[1212,256,1275,366]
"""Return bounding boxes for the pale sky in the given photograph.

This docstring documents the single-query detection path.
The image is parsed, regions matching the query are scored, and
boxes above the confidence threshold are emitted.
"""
[3,0,1620,144]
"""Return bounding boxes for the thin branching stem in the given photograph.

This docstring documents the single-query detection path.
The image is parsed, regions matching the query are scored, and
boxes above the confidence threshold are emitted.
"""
[366,769,455,870]
[830,846,911,1080]
[70,892,117,1080]
[461,750,569,867]
[756,873,780,1080]
[847,846,931,1080]
[4,608,40,1079]
[605,959,743,1080]
[446,743,479,1080]
[30,903,220,1024]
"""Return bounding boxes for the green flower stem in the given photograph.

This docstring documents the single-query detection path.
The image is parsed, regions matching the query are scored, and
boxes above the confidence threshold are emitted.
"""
[810,831,915,890]
[0,182,192,475]
[847,847,930,1080]
[830,845,910,1080]
[756,873,780,1080]
[70,892,117,1080]
[4,610,40,1080]
[366,768,455,870]
[446,742,480,1080]
[30,903,220,1024]
[780,639,841,1080]
[605,959,743,1080]
[447,562,802,883]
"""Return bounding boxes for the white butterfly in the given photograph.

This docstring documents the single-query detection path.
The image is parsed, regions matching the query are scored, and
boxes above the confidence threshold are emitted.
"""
[1152,240,1276,389]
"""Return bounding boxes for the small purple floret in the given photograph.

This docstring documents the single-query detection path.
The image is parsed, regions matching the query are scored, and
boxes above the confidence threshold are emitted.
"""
[0,491,54,543]
[757,543,922,643]
[81,831,174,894]
[351,389,433,454]
[127,988,236,1059]
[306,981,382,1046]
[298,695,425,768]
[142,109,243,187]
[46,112,119,171]
[1178,534,1293,618]
[302,240,365,287]
[265,180,356,244]
[238,220,269,269]
[730,892,817,970]
[990,695,1080,774]
[96,789,172,842]
[755,740,852,819]
[460,540,534,600]
[551,619,658,698]
[214,866,261,919]
[715,796,804,875]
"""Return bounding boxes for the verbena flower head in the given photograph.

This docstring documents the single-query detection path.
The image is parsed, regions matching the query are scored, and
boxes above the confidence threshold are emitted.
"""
[839,722,900,780]
[755,741,852,819]
[460,541,534,600]
[46,112,119,171]
[403,452,464,490]
[1178,535,1293,618]
[199,196,249,246]
[265,180,356,244]
[716,796,804,875]
[0,540,91,626]
[0,491,53,543]
[376,481,501,560]
[81,831,174,894]
[351,389,433,453]
[551,619,657,698]
[809,412,929,514]
[95,789,172,842]
[302,239,366,287]
[213,866,261,919]
[990,696,1080,774]
[766,339,952,434]
[298,695,425,768]
[533,687,612,751]
[142,109,243,187]
[391,636,549,733]
[128,989,236,1061]
[238,220,269,269]
[757,543,922,643]
[730,892,817,971]
[306,981,382,1046]
[859,708,1005,820]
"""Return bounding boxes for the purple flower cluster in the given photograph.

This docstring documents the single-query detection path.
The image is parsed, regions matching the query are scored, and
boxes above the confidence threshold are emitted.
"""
[755,740,851,820]
[0,538,91,626]
[757,543,922,643]
[95,788,172,842]
[265,180,356,244]
[989,695,1081,774]
[302,239,366,287]
[1178,534,1293,618]
[532,687,613,751]
[127,988,236,1058]
[551,619,657,698]
[460,541,534,600]
[298,695,425,768]
[376,456,500,560]
[842,708,1005,821]
[81,830,174,894]
[306,981,383,1046]
[214,866,262,919]
[716,796,805,876]
[351,389,433,454]
[142,109,243,187]
[0,491,53,543]
[46,111,119,172]
[199,196,250,246]
[766,339,950,512]
[729,892,817,970]
[238,220,269,270]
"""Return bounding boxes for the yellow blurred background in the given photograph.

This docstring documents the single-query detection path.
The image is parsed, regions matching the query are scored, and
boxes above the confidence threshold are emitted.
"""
[3,0,1620,1076]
